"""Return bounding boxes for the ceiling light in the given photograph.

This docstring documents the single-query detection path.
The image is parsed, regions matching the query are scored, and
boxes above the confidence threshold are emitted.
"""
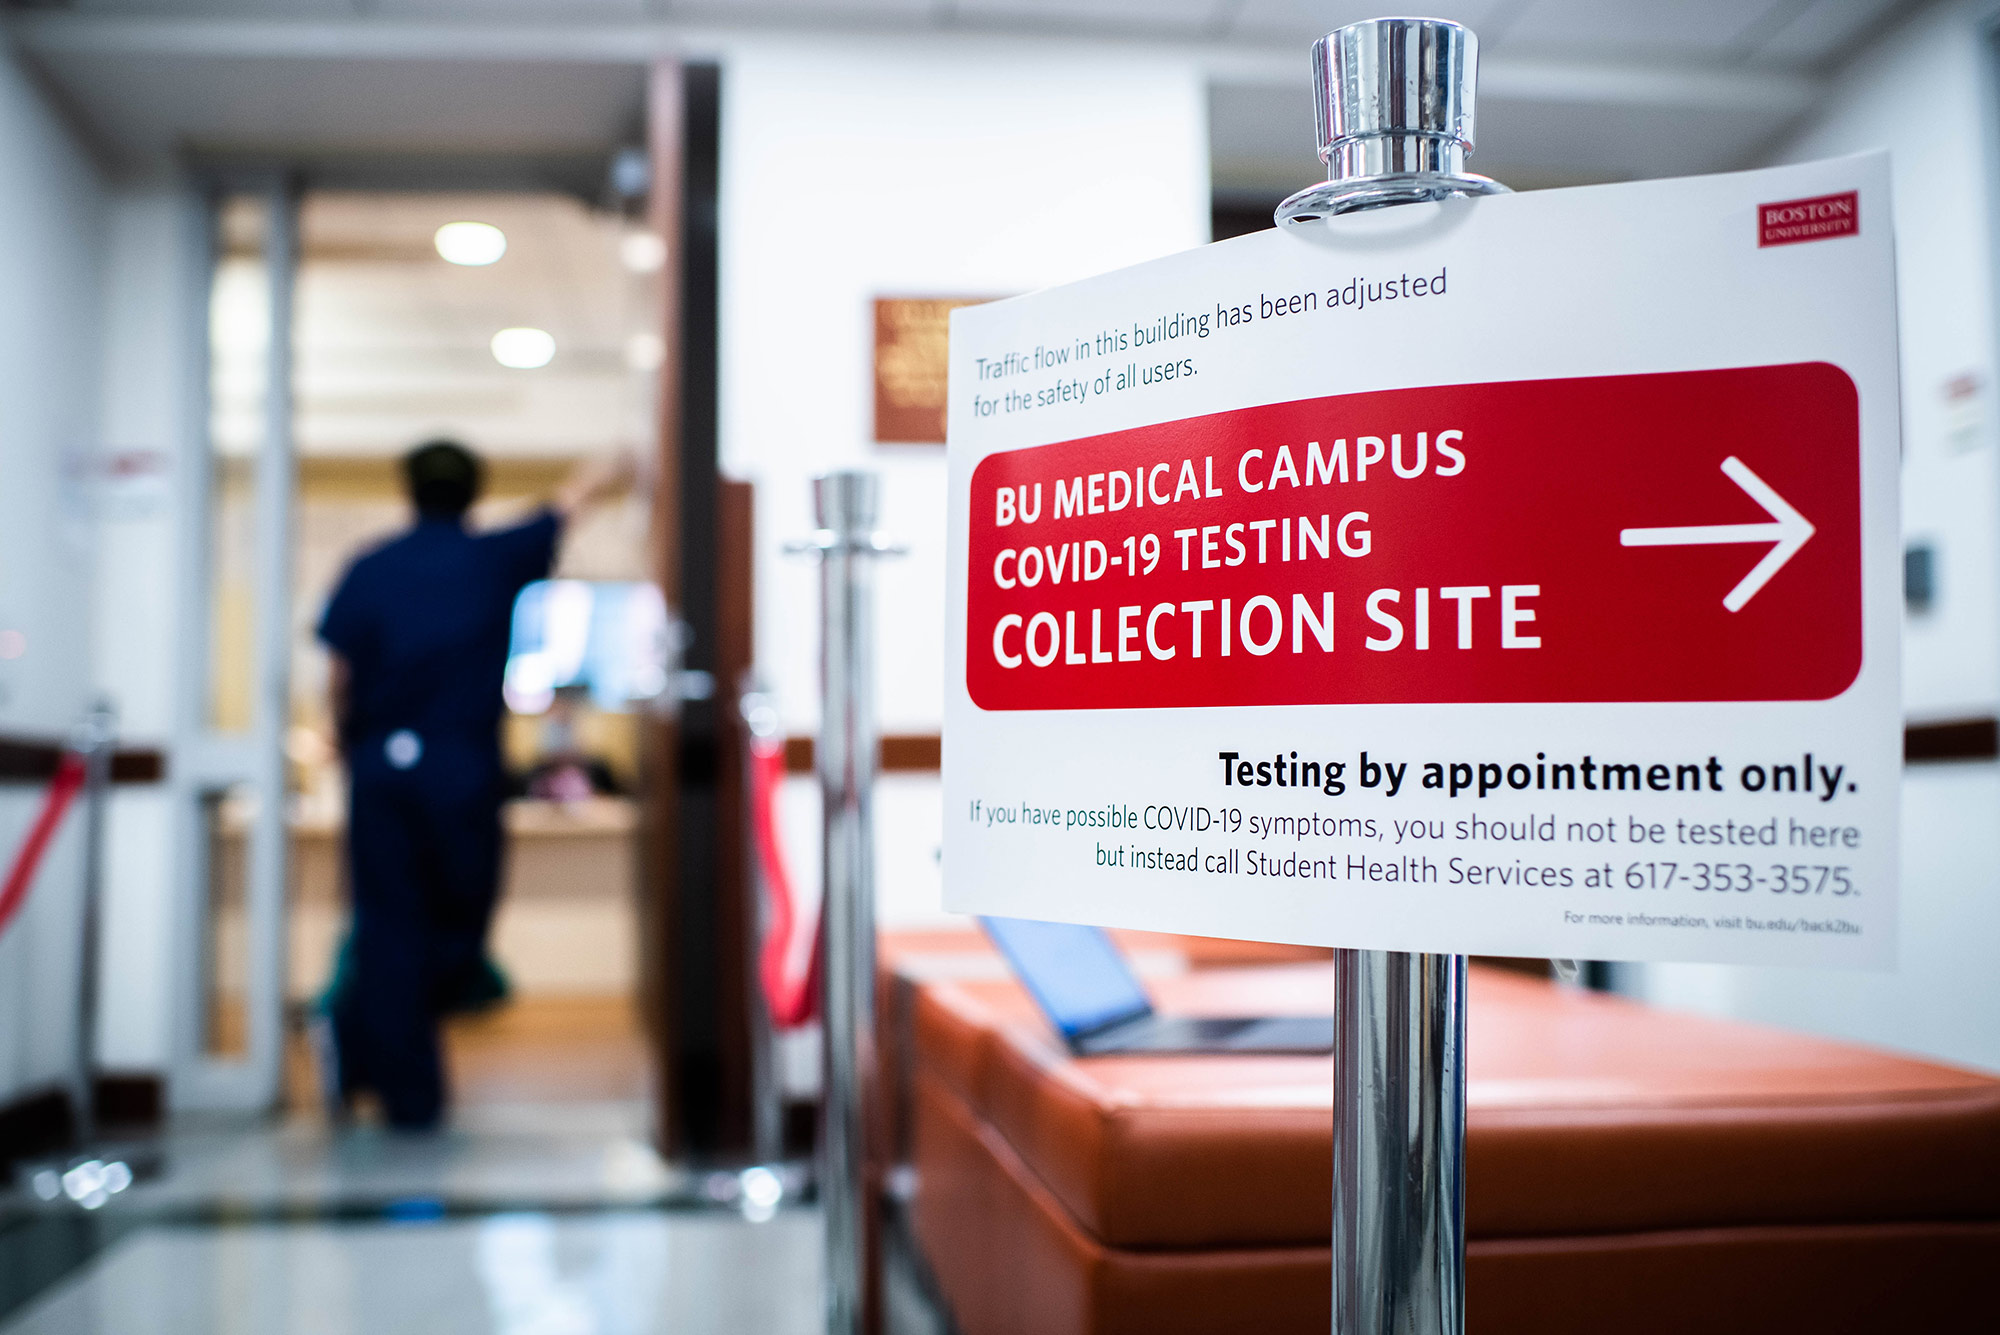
[491,327,555,369]
[620,231,667,273]
[435,221,507,266]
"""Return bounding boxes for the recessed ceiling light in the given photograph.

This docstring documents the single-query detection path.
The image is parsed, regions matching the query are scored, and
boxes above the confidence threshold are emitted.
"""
[620,231,667,273]
[435,221,507,266]
[492,327,555,369]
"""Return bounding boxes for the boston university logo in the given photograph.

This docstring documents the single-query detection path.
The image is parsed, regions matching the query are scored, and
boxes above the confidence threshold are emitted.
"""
[1760,191,1859,247]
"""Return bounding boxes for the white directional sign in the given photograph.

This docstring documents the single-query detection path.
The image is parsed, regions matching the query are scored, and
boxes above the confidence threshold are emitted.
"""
[944,155,1901,966]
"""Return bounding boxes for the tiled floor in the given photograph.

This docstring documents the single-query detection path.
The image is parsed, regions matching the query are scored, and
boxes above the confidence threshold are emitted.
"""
[125,1101,683,1216]
[0,1212,819,1335]
[0,1000,949,1334]
[0,1111,950,1335]
[283,996,653,1116]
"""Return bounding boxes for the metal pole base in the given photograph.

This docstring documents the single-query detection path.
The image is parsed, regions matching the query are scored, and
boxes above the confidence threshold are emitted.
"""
[1332,948,1466,1335]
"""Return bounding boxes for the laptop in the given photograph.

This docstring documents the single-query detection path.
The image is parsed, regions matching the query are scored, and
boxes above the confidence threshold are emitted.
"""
[979,916,1334,1056]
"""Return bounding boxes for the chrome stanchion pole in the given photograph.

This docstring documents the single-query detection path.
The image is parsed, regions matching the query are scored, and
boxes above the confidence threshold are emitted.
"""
[70,698,117,1149]
[23,699,153,1211]
[27,697,156,1213]
[1273,19,1505,1334]
[795,472,902,1335]
[1332,950,1466,1332]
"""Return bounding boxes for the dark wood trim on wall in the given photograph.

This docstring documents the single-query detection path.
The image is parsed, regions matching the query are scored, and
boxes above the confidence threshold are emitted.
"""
[0,738,165,784]
[1905,717,1999,762]
[0,1087,71,1169]
[772,724,1999,774]
[783,733,941,775]
[91,1073,164,1129]
[0,1073,165,1170]
[4,722,1984,788]
[108,752,164,784]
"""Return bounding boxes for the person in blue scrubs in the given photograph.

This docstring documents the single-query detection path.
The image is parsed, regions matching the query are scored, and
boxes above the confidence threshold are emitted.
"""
[318,440,628,1128]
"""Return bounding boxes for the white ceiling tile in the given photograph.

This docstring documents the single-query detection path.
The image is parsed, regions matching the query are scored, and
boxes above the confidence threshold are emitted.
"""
[670,0,938,16]
[1228,0,1509,48]
[368,0,653,18]
[1753,0,1912,68]
[27,49,646,165]
[951,0,1221,37]
[65,0,360,15]
[1494,0,1793,58]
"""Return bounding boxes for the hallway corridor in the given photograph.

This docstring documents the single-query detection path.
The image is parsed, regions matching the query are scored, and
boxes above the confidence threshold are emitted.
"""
[0,998,946,1334]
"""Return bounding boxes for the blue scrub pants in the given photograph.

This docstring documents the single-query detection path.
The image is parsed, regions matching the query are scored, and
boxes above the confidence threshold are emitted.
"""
[334,734,505,1128]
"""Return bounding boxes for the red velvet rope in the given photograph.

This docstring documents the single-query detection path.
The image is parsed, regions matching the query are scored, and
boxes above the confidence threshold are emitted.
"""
[751,738,820,1028]
[0,753,88,938]
[6,740,823,1017]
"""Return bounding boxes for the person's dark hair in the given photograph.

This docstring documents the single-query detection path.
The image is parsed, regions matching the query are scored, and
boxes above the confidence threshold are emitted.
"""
[403,439,484,518]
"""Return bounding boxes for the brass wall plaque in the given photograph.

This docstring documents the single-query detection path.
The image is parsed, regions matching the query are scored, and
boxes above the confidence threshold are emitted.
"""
[874,296,991,444]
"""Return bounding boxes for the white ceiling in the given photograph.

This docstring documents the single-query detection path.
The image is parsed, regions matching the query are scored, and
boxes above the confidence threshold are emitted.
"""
[207,190,656,459]
[6,0,1920,191]
[30,0,1914,68]
[288,192,659,457]
[40,53,648,165]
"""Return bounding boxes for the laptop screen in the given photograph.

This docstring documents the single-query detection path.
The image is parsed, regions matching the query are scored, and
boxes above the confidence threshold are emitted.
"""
[979,917,1153,1039]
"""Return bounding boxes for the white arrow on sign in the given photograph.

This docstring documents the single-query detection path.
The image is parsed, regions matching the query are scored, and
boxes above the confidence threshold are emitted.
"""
[1619,456,1815,612]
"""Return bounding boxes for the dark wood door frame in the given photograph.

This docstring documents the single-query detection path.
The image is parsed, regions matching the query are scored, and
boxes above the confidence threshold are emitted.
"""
[640,59,757,1159]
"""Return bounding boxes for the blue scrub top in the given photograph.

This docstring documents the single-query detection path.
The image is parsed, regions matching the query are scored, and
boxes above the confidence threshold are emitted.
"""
[318,509,560,754]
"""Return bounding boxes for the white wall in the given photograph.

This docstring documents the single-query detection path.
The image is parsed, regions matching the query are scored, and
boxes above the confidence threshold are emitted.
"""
[1639,0,2000,1073]
[92,186,196,1072]
[1787,0,2000,723]
[717,37,1210,928]
[1645,765,2000,1071]
[0,48,107,1106]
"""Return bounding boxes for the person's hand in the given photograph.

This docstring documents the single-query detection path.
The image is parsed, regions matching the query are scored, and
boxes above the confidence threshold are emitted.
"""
[553,452,638,521]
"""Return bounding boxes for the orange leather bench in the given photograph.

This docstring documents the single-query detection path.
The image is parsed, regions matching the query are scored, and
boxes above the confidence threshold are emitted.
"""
[891,950,2000,1334]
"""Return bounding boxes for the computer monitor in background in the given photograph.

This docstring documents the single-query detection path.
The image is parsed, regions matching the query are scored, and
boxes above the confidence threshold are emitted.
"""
[980,916,1336,1056]
[978,916,1153,1040]
[503,579,673,715]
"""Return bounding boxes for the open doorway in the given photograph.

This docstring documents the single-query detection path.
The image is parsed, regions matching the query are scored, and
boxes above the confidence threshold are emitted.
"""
[264,187,664,1117]
[177,70,743,1145]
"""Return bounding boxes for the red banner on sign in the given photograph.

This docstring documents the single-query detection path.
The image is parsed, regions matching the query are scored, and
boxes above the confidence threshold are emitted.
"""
[965,363,1861,710]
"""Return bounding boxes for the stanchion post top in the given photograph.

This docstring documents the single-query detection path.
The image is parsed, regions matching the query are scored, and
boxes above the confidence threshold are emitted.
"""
[1277,15,1505,225]
[786,471,906,559]
[1313,17,1478,164]
[814,470,878,537]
